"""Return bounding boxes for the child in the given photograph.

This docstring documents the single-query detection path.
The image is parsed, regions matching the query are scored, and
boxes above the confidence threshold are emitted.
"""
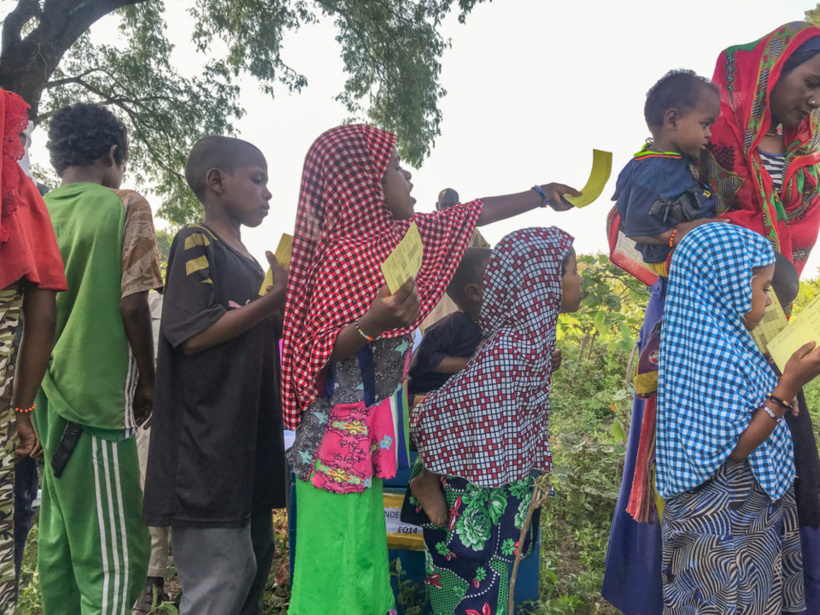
[37,102,161,613]
[409,227,583,614]
[0,88,66,613]
[142,136,288,615]
[407,246,564,525]
[282,123,579,615]
[614,69,723,278]
[408,247,492,397]
[655,222,820,613]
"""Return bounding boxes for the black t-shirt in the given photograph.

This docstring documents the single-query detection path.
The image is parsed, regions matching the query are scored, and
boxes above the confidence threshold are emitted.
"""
[143,224,287,528]
[408,311,482,395]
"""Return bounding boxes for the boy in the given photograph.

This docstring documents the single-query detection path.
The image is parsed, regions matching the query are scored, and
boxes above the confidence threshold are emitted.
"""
[418,189,491,334]
[37,102,161,613]
[409,247,491,397]
[614,69,724,277]
[142,136,288,615]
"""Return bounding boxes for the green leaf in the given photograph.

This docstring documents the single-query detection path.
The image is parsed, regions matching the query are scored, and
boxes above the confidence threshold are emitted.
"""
[593,310,607,335]
[609,422,625,442]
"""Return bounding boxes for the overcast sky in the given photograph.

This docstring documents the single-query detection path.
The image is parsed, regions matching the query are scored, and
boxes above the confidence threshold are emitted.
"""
[25,0,820,276]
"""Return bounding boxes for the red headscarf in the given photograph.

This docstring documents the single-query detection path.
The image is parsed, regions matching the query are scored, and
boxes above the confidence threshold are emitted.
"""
[702,22,820,275]
[281,124,481,429]
[0,89,66,291]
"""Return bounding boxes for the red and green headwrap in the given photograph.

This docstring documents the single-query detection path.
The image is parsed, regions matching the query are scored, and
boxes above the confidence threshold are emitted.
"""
[701,22,820,275]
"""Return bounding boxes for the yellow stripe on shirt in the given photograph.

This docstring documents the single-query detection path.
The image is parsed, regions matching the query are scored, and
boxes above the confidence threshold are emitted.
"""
[184,233,211,250]
[186,255,210,276]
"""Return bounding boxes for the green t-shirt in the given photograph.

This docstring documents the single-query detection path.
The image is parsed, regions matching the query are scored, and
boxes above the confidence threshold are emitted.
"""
[42,183,132,435]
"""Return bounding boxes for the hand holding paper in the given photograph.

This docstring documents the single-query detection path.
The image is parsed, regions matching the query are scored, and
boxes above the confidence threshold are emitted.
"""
[259,233,293,296]
[564,149,613,208]
[381,222,424,294]
[767,294,820,372]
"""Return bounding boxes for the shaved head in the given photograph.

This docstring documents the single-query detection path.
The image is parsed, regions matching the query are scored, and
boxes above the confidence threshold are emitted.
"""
[436,188,460,211]
[186,136,265,199]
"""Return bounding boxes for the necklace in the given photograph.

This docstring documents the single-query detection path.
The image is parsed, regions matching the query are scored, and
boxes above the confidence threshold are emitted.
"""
[765,124,782,137]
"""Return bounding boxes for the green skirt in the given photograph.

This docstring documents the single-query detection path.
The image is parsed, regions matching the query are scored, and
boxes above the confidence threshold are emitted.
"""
[289,478,394,615]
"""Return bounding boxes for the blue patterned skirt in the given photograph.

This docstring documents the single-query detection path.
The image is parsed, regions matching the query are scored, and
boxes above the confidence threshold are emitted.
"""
[661,460,804,614]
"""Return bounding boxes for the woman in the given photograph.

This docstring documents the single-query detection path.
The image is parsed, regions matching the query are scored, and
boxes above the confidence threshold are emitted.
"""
[0,88,66,614]
[603,22,820,614]
[701,22,820,613]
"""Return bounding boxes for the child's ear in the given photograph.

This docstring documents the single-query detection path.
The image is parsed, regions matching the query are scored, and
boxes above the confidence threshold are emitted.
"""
[663,108,680,131]
[105,144,118,167]
[205,167,224,194]
[464,282,483,304]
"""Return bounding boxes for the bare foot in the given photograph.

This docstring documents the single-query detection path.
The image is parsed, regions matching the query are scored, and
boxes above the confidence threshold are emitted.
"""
[410,468,448,527]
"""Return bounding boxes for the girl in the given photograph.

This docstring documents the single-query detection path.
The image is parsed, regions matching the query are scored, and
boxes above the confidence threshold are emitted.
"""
[656,223,820,613]
[282,123,579,615]
[409,226,583,615]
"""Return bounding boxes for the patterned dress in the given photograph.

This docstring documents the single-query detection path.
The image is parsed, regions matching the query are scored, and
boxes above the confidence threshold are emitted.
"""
[656,223,804,613]
[410,227,573,614]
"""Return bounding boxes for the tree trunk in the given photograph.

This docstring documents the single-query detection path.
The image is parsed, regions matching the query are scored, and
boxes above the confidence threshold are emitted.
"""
[0,0,146,121]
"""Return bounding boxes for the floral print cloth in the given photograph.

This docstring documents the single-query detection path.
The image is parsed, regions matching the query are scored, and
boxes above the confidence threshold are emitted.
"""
[403,461,538,615]
[289,335,414,493]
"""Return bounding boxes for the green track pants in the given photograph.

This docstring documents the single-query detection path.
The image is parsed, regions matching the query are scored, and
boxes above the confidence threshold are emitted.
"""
[34,396,149,615]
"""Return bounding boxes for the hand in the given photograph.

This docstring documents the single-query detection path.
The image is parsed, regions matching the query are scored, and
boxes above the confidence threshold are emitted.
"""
[551,348,563,372]
[539,183,582,212]
[674,218,728,245]
[263,251,289,309]
[14,414,38,461]
[782,341,820,392]
[133,378,154,428]
[359,277,421,337]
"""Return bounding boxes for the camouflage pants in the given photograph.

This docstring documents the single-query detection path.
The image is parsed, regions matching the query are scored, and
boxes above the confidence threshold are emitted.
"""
[0,287,23,614]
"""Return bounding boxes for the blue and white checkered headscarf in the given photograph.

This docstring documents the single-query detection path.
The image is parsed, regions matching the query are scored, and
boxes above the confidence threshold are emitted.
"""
[656,223,795,500]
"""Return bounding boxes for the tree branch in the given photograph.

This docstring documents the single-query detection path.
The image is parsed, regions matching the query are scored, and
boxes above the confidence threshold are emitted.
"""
[1,0,42,56]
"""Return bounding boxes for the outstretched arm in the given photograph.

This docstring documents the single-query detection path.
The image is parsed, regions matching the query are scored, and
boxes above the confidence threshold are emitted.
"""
[477,183,580,226]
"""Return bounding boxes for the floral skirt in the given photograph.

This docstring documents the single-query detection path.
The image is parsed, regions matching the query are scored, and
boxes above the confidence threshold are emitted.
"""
[405,468,538,615]
[662,460,804,614]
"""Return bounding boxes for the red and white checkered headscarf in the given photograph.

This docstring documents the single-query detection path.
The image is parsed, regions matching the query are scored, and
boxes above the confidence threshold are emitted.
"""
[281,124,482,429]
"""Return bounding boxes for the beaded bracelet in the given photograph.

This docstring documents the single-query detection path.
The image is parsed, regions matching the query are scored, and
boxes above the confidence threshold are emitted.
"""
[531,185,549,208]
[766,393,793,411]
[761,405,782,423]
[13,403,35,414]
[668,228,679,248]
[355,319,381,343]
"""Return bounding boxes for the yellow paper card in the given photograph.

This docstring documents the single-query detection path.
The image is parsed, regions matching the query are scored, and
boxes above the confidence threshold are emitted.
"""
[564,149,613,208]
[750,288,788,355]
[274,233,294,267]
[381,222,424,294]
[767,293,820,372]
[259,233,294,295]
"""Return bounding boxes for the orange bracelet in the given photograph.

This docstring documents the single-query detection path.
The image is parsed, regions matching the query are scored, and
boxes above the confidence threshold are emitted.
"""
[669,228,679,248]
[13,403,35,414]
